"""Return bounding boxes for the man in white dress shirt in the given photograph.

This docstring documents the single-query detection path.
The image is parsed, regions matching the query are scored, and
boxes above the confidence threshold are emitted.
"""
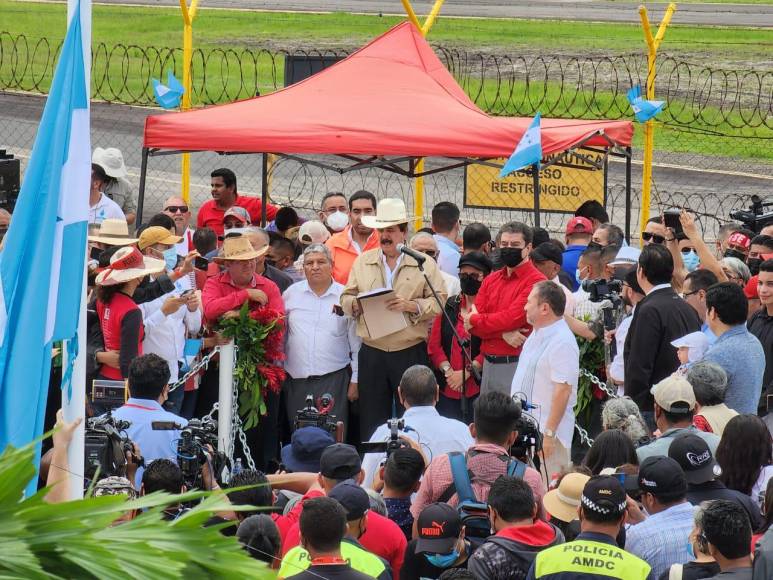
[362,364,473,488]
[511,280,579,480]
[282,243,361,432]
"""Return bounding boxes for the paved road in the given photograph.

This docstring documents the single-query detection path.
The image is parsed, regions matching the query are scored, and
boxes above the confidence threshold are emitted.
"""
[95,0,773,28]
[1,92,770,237]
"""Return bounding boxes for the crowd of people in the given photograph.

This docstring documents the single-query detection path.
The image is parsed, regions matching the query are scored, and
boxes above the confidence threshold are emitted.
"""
[38,146,773,579]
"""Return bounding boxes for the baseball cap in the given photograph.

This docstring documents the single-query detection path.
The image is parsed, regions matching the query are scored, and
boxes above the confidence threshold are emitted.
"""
[609,246,641,267]
[415,503,462,554]
[566,216,593,235]
[638,456,687,496]
[280,427,335,473]
[458,251,493,275]
[137,226,183,251]
[650,375,696,413]
[670,332,710,364]
[93,476,138,499]
[580,475,627,518]
[319,443,361,480]
[668,433,720,484]
[543,472,590,523]
[223,206,251,226]
[530,242,563,266]
[298,220,331,244]
[328,479,370,521]
[728,231,751,249]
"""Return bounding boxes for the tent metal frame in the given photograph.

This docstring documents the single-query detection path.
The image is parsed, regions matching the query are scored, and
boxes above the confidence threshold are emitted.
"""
[138,130,633,238]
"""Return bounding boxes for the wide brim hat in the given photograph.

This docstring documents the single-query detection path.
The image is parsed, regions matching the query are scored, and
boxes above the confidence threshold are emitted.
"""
[213,235,267,263]
[88,218,138,246]
[95,246,165,286]
[92,147,128,179]
[361,198,412,229]
[543,472,590,523]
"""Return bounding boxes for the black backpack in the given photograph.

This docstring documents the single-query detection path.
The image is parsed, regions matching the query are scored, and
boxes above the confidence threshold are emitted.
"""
[439,451,527,541]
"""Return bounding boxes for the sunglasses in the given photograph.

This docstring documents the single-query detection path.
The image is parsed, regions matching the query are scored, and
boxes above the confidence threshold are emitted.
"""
[680,247,697,254]
[424,250,438,258]
[164,205,189,214]
[641,231,665,244]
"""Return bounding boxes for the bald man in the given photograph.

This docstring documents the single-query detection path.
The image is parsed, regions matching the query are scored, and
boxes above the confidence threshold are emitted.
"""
[162,196,195,256]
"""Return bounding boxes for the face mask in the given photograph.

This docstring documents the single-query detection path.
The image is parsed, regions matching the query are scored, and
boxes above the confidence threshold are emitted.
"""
[326,211,349,232]
[686,539,695,560]
[163,247,178,272]
[264,258,276,269]
[748,257,762,276]
[459,274,482,296]
[588,241,603,250]
[499,247,524,268]
[724,248,746,261]
[683,250,700,272]
[425,548,459,569]
[90,245,102,261]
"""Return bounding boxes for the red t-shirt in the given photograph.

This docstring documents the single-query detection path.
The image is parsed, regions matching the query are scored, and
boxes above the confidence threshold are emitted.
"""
[196,195,278,236]
[281,490,407,578]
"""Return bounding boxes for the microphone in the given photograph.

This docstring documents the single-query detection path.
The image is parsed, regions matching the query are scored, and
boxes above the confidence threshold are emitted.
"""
[396,243,427,265]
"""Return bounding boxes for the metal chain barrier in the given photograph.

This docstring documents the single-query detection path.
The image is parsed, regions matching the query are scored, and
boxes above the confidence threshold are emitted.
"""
[574,367,620,448]
[168,345,221,392]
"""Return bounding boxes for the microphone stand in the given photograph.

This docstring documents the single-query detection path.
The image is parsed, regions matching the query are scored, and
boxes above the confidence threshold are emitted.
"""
[416,260,480,424]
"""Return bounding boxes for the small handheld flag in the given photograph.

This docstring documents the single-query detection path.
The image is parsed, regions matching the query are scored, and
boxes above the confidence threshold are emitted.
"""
[500,113,542,178]
[152,70,185,109]
[627,85,665,123]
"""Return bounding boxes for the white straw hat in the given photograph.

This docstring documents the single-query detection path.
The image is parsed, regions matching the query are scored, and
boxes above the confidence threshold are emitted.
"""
[361,198,411,229]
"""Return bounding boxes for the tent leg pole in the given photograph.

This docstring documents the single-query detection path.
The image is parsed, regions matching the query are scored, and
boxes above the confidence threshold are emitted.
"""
[261,153,268,227]
[532,163,540,229]
[137,147,149,227]
[625,147,632,243]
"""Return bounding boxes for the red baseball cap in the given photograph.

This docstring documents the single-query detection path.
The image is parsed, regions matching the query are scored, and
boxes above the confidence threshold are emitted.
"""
[566,216,593,235]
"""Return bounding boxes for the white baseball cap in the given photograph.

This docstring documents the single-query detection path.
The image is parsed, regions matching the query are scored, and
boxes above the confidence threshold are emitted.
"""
[609,246,641,267]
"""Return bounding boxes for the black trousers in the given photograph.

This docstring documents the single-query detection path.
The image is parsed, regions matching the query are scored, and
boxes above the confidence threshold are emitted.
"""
[358,341,430,441]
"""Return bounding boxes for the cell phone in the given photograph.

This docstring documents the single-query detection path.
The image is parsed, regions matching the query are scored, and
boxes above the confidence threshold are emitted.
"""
[194,256,209,270]
[663,209,683,234]
[181,289,195,298]
[332,304,345,317]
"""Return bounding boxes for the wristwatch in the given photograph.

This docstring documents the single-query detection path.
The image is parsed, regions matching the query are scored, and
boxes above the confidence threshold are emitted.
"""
[544,428,556,438]
[441,363,453,375]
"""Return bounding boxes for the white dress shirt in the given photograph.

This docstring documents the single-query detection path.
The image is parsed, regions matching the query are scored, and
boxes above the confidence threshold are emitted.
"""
[510,318,579,449]
[442,271,461,297]
[139,275,202,383]
[282,279,361,381]
[434,234,461,277]
[609,307,634,391]
[89,193,125,225]
[361,405,474,488]
[174,226,195,256]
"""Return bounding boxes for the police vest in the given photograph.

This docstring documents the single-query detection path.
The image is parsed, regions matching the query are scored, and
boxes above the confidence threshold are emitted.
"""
[533,539,651,579]
[278,540,388,579]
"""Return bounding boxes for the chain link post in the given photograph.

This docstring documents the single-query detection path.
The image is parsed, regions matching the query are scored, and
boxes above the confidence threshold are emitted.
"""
[217,340,235,456]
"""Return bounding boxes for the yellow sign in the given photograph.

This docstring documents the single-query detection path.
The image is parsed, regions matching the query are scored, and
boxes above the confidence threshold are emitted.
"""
[464,149,605,212]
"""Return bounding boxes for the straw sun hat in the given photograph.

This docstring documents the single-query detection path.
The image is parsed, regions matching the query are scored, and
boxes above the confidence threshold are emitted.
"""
[95,246,165,286]
[542,472,591,523]
[213,235,268,264]
[87,218,138,246]
[361,198,412,229]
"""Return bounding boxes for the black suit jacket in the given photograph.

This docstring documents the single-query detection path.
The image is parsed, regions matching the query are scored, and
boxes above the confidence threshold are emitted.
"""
[623,287,702,411]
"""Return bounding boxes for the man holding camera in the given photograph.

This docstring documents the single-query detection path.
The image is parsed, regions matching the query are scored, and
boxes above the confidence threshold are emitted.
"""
[112,354,187,488]
[361,365,473,488]
[511,281,579,480]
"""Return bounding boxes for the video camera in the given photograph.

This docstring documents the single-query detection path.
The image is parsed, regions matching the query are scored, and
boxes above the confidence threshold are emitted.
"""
[84,412,140,480]
[360,418,411,456]
[510,399,542,465]
[175,417,226,489]
[295,394,344,441]
[581,278,623,304]
[730,195,773,234]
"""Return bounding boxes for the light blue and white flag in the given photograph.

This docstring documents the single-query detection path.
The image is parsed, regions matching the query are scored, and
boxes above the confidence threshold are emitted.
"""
[0,0,90,481]
[500,112,542,178]
[627,85,665,123]
[152,70,185,109]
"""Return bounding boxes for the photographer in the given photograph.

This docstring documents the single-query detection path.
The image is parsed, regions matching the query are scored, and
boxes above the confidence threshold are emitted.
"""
[361,365,473,489]
[112,353,187,487]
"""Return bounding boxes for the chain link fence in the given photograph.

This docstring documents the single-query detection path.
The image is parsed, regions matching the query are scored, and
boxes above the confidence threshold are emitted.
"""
[1,33,771,239]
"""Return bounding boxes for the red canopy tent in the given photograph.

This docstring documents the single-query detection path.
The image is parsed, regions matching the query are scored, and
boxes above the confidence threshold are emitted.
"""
[139,21,634,230]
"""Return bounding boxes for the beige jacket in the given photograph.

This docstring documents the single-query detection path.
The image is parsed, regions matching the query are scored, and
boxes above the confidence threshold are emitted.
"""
[341,248,447,352]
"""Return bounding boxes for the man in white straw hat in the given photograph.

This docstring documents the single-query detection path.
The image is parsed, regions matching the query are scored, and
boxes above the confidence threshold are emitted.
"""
[340,197,446,440]
[92,147,137,224]
[89,163,125,225]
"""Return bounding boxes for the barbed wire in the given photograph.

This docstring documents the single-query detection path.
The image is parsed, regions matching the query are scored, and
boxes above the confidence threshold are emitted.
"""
[1,32,771,138]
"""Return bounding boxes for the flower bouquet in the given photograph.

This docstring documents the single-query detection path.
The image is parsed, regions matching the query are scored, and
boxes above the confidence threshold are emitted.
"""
[218,302,285,429]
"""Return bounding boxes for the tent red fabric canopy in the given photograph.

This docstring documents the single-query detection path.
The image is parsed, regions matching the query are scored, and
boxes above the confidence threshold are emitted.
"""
[143,22,633,158]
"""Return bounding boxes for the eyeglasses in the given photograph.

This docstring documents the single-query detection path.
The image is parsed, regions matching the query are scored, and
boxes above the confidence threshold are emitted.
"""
[164,205,189,214]
[680,247,697,254]
[682,289,700,298]
[641,231,666,244]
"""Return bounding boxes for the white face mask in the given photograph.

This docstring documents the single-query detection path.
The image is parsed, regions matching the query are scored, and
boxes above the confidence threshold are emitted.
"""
[326,210,349,232]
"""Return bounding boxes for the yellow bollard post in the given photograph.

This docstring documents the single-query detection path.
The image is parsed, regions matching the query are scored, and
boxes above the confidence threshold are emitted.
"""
[179,0,199,205]
[638,3,676,240]
[402,0,446,231]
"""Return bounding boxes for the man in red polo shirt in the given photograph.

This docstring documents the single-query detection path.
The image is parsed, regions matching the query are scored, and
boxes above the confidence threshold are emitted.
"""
[196,168,278,237]
[462,222,545,394]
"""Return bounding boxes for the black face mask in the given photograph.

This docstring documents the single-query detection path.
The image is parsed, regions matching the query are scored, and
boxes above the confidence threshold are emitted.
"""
[499,247,524,268]
[459,274,483,296]
[264,258,277,269]
[748,257,762,276]
[587,241,603,250]
[90,245,102,261]
[724,248,747,261]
